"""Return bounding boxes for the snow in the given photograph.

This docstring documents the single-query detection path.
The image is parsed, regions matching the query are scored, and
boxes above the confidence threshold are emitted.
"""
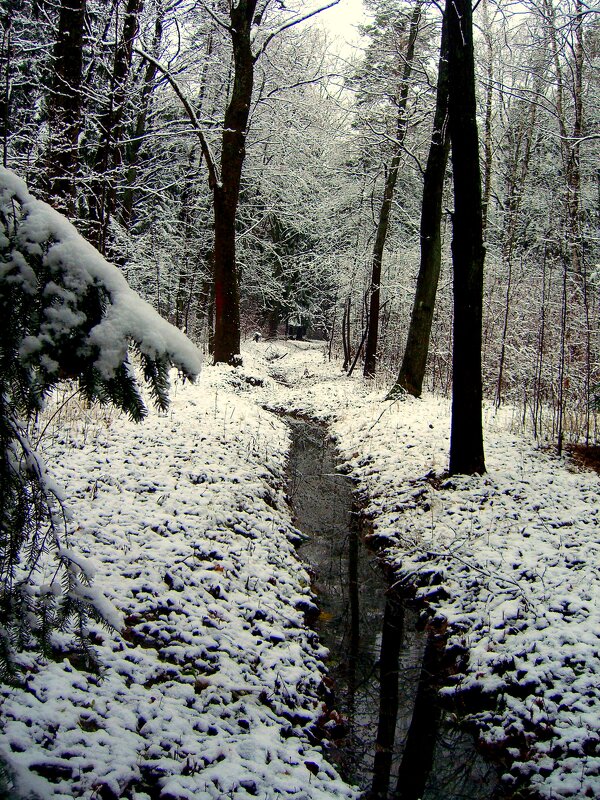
[258,341,600,799]
[1,338,599,799]
[0,355,357,800]
[0,167,202,380]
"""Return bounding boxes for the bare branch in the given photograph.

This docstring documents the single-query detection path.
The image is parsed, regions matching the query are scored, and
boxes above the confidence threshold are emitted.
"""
[253,0,341,62]
[196,0,232,32]
[134,46,220,189]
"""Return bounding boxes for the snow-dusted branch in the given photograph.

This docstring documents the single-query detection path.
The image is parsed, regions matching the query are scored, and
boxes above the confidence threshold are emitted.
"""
[134,46,221,189]
[253,0,340,62]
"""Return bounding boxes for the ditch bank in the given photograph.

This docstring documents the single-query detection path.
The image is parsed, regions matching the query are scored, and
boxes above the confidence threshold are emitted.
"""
[286,417,501,799]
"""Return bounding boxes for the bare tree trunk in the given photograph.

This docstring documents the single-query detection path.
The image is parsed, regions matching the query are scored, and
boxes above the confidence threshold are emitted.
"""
[342,296,351,371]
[557,257,568,455]
[212,0,258,365]
[363,1,422,378]
[542,0,585,452]
[480,0,494,237]
[120,2,165,229]
[495,87,538,408]
[45,0,86,215]
[447,0,486,476]
[1,16,11,168]
[88,0,143,252]
[391,10,449,398]
[533,246,549,439]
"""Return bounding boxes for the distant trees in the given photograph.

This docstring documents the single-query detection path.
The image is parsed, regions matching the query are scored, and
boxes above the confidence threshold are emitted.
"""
[478,0,598,446]
[0,0,597,451]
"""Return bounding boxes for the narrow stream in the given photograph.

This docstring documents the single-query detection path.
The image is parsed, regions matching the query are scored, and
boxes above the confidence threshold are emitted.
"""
[287,418,500,799]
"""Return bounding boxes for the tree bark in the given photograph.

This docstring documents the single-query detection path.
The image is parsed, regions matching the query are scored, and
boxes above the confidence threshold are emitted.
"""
[363,1,422,378]
[392,10,449,398]
[88,0,143,252]
[212,0,258,365]
[447,0,486,476]
[45,0,86,215]
[1,15,12,168]
[120,3,165,230]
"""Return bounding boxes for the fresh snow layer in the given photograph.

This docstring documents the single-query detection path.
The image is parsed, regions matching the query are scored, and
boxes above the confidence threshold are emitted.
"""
[0,167,202,380]
[2,339,599,800]
[0,356,357,800]
[259,341,600,800]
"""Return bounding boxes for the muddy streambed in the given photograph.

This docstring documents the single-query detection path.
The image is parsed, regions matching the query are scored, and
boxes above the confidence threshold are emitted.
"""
[287,418,500,799]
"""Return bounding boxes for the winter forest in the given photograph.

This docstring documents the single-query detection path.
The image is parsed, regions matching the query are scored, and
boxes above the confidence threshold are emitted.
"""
[1,0,600,798]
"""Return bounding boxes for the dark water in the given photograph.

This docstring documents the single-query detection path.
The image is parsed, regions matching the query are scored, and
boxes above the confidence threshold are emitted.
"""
[287,419,500,799]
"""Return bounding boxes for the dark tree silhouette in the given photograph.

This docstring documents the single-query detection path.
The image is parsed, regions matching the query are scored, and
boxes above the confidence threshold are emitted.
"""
[45,0,86,214]
[446,0,486,475]
[391,9,450,398]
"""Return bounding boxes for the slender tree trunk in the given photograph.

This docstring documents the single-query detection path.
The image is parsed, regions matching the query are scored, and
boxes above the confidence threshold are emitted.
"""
[542,0,585,451]
[89,0,142,251]
[212,0,258,365]
[495,257,512,408]
[495,90,538,408]
[1,17,11,168]
[363,1,422,378]
[45,0,86,215]
[447,0,486,476]
[533,247,548,439]
[480,0,494,238]
[557,258,568,455]
[120,2,165,229]
[392,10,449,398]
[342,297,351,370]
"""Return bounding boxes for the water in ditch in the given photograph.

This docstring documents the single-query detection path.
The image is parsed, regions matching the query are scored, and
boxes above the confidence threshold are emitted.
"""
[287,418,500,799]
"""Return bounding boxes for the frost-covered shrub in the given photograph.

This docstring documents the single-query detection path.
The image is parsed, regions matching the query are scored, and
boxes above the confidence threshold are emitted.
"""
[0,168,202,677]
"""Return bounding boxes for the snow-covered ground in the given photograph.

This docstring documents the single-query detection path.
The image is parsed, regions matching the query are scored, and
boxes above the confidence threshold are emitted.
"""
[260,341,600,800]
[1,340,599,799]
[0,355,357,800]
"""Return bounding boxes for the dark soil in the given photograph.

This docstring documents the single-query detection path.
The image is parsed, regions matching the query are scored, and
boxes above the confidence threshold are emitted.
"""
[566,444,600,475]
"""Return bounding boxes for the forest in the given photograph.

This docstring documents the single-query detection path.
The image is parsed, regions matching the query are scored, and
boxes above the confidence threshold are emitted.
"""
[2,0,598,439]
[1,0,599,798]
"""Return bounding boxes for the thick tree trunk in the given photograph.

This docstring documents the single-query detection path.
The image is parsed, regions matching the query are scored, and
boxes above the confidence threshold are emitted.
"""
[392,11,449,398]
[45,0,86,215]
[363,2,422,378]
[447,0,486,476]
[212,0,257,365]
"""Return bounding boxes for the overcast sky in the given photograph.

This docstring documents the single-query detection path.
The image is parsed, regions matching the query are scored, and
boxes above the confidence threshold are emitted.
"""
[311,0,369,55]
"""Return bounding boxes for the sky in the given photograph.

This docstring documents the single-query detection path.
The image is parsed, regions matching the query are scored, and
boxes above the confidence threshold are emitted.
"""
[312,0,369,55]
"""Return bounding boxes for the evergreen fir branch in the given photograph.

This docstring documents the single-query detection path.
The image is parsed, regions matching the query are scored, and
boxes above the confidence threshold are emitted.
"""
[0,168,200,676]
